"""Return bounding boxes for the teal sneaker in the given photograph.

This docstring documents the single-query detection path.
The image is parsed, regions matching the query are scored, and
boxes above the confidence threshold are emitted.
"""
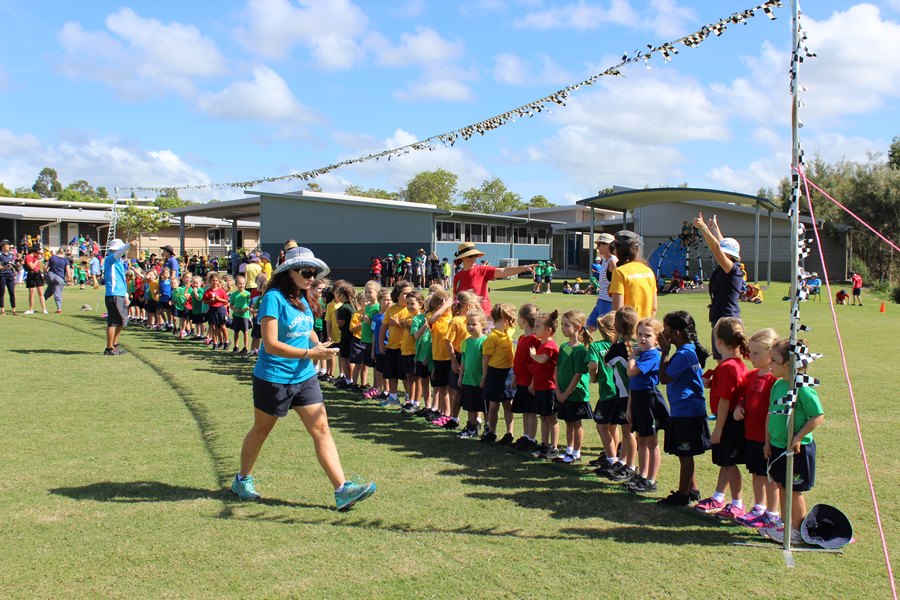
[334,475,376,511]
[231,473,261,500]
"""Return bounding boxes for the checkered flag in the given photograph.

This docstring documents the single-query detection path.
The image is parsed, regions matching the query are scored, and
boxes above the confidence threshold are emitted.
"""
[795,373,820,388]
[773,388,797,406]
[798,323,811,332]
[791,341,823,369]
[797,287,809,302]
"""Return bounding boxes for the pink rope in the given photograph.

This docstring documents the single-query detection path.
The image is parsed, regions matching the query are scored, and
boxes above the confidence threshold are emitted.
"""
[799,168,897,599]
[793,166,900,253]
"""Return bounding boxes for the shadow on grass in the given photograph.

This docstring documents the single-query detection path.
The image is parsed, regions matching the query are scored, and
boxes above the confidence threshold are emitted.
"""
[49,480,325,510]
[19,348,97,355]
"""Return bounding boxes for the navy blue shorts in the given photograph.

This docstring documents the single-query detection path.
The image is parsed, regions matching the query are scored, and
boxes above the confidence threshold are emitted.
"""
[207,305,227,326]
[374,352,385,374]
[711,414,746,466]
[593,399,615,424]
[483,366,511,403]
[745,439,767,477]
[401,354,416,378]
[511,385,534,414]
[383,348,404,380]
[362,342,374,367]
[629,388,669,437]
[191,312,206,325]
[460,384,485,413]
[768,441,816,492]
[414,360,430,378]
[611,395,629,425]
[533,389,558,417]
[252,375,324,417]
[663,415,711,457]
[557,400,593,423]
[231,316,251,333]
[348,339,366,364]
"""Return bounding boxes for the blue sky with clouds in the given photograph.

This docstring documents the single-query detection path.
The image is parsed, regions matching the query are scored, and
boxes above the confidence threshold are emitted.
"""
[1,0,899,203]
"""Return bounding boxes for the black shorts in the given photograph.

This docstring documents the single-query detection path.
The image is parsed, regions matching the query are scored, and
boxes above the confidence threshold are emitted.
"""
[348,339,366,364]
[511,385,535,414]
[431,359,451,387]
[744,440,768,477]
[191,312,206,325]
[314,326,326,343]
[593,399,616,424]
[25,271,44,288]
[414,360,430,378]
[207,306,227,326]
[383,348,404,380]
[533,389,558,417]
[251,323,261,339]
[711,414,746,466]
[252,374,324,417]
[460,384,485,413]
[105,295,128,327]
[557,401,593,423]
[630,388,669,437]
[401,354,416,378]
[543,276,552,284]
[611,395,629,425]
[374,353,385,374]
[132,297,144,310]
[339,336,352,359]
[362,342,374,367]
[231,316,252,333]
[145,299,159,313]
[768,441,816,492]
[852,288,861,296]
[663,415,712,457]
[483,366,511,403]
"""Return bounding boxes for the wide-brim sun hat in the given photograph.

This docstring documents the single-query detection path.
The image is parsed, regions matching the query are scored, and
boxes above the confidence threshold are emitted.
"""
[595,233,615,245]
[160,244,175,255]
[273,246,330,278]
[108,239,125,251]
[720,237,741,261]
[801,504,853,549]
[454,241,485,261]
[248,253,260,263]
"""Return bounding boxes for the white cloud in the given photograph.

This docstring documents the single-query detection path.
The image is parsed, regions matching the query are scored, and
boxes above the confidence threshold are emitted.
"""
[56,8,226,98]
[714,4,900,125]
[235,0,368,69]
[494,53,572,86]
[0,129,41,158]
[396,0,426,18]
[548,73,729,144]
[367,27,465,67]
[394,76,474,102]
[199,66,314,122]
[0,132,212,196]
[644,0,696,38]
[338,128,490,191]
[515,0,639,31]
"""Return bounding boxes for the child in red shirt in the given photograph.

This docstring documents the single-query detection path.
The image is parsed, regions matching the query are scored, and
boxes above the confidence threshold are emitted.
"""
[202,272,230,350]
[529,309,560,459]
[696,317,749,520]
[511,303,540,451]
[734,328,781,528]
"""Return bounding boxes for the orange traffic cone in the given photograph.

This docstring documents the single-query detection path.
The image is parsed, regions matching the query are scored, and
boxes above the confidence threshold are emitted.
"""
[880,301,886,313]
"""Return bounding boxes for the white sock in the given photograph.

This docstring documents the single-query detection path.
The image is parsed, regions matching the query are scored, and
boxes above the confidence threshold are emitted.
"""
[754,504,766,512]
[731,499,743,509]
[712,491,726,502]
[607,457,617,465]
[766,510,780,518]
[572,450,581,458]
[565,446,573,454]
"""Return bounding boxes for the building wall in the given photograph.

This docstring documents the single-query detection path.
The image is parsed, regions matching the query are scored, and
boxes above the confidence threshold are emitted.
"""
[145,225,259,257]
[434,241,550,267]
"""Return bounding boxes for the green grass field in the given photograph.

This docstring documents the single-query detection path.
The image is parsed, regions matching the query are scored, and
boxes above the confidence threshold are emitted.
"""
[1,281,897,599]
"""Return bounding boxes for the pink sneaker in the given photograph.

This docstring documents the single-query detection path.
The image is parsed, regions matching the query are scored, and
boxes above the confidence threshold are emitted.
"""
[715,503,746,520]
[741,511,782,529]
[734,506,764,526]
[694,497,726,513]
[431,416,450,426]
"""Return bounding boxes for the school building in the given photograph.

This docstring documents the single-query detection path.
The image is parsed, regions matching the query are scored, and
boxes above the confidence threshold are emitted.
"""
[0,196,259,258]
[169,190,560,282]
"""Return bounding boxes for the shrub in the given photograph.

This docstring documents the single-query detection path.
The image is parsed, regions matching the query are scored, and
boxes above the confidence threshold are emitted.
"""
[850,256,869,282]
[891,285,900,304]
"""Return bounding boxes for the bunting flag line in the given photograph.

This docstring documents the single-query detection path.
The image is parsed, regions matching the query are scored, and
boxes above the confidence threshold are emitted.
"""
[123,0,784,193]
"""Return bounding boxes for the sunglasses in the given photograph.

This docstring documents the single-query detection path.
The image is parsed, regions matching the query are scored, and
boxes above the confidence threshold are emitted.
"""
[297,269,318,279]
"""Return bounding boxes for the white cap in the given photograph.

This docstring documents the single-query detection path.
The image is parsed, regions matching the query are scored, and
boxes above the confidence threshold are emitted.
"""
[108,239,125,251]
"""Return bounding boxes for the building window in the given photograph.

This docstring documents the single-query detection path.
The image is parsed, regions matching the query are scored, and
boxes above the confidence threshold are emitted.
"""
[491,225,509,244]
[532,228,549,245]
[436,220,461,242]
[464,223,487,243]
[208,229,222,246]
[513,227,527,244]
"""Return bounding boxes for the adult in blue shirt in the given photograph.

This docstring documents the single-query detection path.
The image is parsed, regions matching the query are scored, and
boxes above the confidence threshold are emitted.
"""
[161,244,180,279]
[232,245,377,510]
[44,248,70,313]
[104,238,136,355]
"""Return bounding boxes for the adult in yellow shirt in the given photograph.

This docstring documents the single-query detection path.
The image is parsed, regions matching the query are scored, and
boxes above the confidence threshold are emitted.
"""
[259,252,273,282]
[609,230,657,319]
[244,254,263,290]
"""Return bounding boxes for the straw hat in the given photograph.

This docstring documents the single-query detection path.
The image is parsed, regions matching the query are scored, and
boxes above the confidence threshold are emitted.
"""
[454,241,485,261]
[273,246,330,277]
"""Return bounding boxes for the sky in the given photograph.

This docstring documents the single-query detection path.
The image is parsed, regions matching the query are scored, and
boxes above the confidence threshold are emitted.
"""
[1,0,900,205]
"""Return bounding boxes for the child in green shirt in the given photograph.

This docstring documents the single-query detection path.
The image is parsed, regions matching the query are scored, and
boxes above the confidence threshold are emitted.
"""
[458,309,487,439]
[229,275,252,354]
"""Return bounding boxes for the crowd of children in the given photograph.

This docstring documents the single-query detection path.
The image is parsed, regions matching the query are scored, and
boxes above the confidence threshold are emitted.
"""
[291,276,825,546]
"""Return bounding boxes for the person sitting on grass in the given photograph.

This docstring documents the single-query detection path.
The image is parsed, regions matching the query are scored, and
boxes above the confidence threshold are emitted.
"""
[232,245,376,511]
[835,289,849,305]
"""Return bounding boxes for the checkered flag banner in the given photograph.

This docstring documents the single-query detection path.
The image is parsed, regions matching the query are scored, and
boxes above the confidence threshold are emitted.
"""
[797,287,809,302]
[795,373,820,388]
[798,323,811,332]
[771,388,798,415]
[791,341,823,369]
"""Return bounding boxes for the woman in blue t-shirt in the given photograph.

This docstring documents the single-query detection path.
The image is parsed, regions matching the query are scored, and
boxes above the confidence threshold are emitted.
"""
[231,246,377,511]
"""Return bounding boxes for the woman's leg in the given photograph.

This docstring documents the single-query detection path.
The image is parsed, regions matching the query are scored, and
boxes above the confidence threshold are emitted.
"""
[239,408,279,477]
[294,403,345,490]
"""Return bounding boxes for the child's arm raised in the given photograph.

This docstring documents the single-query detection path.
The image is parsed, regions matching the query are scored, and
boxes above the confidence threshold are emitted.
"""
[427,297,453,325]
[529,346,550,364]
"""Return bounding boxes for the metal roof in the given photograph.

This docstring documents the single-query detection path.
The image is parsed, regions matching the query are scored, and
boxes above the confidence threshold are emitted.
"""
[576,187,779,213]
[0,206,113,223]
[168,196,263,220]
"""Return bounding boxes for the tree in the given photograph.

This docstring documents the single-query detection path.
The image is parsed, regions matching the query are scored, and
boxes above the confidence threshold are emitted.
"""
[526,194,556,208]
[14,187,40,199]
[32,167,62,198]
[306,182,322,192]
[344,184,398,200]
[153,188,191,210]
[460,177,525,214]
[0,182,12,197]
[97,186,109,199]
[68,179,96,197]
[115,203,171,254]
[889,136,900,170]
[399,169,458,208]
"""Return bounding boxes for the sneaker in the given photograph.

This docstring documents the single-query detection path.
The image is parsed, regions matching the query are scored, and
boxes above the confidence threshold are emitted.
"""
[588,453,609,467]
[689,489,702,502]
[497,433,514,446]
[593,461,618,477]
[457,424,475,439]
[441,419,459,430]
[657,490,691,506]
[250,349,259,356]
[222,342,230,351]
[480,431,497,444]
[23,310,34,315]
[741,512,782,530]
[239,348,248,356]
[334,475,376,511]
[55,309,62,314]
[734,506,764,526]
[607,463,636,482]
[431,415,449,426]
[760,525,803,545]
[544,447,561,460]
[231,474,261,500]
[531,443,550,459]
[378,397,395,408]
[334,378,349,389]
[715,503,747,520]
[400,402,420,414]
[103,347,122,356]
[43,309,48,314]
[560,453,581,464]
[695,497,727,514]
[511,436,530,450]
[626,477,658,493]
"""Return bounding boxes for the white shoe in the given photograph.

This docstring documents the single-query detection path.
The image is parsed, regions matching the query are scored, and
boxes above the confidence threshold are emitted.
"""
[23,310,34,315]
[43,309,49,314]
